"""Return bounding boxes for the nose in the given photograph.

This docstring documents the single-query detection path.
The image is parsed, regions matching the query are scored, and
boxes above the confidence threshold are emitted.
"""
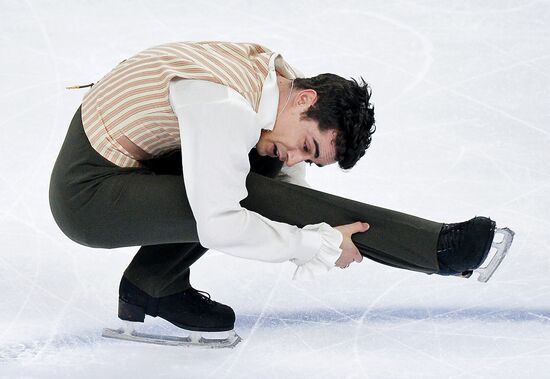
[285,150,306,167]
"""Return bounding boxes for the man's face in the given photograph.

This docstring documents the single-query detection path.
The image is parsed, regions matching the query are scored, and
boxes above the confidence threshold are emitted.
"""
[256,89,338,168]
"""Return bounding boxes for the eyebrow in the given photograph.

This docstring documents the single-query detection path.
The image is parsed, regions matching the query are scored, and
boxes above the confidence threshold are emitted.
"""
[306,138,324,167]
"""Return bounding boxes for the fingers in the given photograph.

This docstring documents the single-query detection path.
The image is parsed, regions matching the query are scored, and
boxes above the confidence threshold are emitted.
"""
[333,221,369,269]
[334,221,370,236]
[335,255,349,268]
[334,256,350,268]
[335,249,363,268]
[350,221,369,234]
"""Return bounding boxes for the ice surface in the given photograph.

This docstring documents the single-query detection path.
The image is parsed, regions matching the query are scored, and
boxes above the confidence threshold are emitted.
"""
[1,0,549,378]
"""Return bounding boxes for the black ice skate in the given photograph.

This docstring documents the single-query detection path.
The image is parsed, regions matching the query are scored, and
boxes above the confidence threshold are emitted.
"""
[437,216,515,282]
[102,277,241,348]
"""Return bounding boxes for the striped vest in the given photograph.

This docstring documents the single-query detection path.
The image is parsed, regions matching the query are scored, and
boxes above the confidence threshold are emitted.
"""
[81,41,298,168]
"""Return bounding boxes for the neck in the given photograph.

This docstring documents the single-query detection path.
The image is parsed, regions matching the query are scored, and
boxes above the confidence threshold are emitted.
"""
[277,76,294,115]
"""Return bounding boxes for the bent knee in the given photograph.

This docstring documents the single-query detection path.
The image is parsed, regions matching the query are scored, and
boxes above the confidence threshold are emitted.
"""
[49,198,118,249]
[50,212,118,249]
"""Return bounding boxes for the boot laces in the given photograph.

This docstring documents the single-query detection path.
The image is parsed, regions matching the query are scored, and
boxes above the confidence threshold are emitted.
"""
[437,221,468,254]
[187,288,214,305]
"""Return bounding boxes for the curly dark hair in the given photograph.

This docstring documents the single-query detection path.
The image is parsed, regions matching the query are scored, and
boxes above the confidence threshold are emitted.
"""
[293,74,375,170]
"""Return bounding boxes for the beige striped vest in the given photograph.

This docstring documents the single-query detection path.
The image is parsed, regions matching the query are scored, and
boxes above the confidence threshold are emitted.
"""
[81,41,297,168]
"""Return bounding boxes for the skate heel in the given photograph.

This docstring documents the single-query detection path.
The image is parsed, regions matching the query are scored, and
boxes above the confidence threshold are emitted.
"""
[118,299,146,322]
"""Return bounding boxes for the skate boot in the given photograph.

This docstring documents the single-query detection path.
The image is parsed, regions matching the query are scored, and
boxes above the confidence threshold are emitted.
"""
[436,216,514,282]
[102,277,241,348]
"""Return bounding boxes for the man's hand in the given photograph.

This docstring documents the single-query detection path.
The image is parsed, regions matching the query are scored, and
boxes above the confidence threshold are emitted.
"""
[334,222,369,269]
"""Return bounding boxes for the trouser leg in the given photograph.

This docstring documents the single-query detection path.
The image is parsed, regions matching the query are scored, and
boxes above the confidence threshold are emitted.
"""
[49,108,205,297]
[123,243,208,297]
[241,171,443,274]
[117,151,204,297]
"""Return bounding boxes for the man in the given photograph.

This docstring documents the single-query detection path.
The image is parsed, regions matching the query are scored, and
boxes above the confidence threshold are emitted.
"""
[49,41,513,347]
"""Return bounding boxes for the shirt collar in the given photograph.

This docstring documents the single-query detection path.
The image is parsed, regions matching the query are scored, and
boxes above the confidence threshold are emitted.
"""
[256,53,301,131]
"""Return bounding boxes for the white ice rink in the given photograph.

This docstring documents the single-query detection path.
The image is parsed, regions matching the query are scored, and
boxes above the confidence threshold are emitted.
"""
[1,0,549,378]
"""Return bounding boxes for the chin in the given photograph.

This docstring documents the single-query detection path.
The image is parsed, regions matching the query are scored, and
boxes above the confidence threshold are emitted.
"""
[255,141,268,156]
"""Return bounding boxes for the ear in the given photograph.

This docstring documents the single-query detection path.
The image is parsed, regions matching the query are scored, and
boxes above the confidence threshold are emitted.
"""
[295,89,317,108]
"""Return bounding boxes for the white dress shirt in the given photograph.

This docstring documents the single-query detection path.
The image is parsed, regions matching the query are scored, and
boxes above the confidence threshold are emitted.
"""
[168,54,343,280]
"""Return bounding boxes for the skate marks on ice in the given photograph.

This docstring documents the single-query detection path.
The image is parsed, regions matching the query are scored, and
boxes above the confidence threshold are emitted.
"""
[236,306,550,328]
[1,308,549,379]
[0,321,239,362]
[0,331,103,362]
[2,306,548,361]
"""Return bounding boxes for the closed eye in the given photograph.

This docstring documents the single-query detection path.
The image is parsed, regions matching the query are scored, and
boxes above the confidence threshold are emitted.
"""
[305,159,324,168]
[304,141,313,166]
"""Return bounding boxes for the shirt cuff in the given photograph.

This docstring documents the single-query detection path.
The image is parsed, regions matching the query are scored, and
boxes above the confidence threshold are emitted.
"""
[290,222,343,281]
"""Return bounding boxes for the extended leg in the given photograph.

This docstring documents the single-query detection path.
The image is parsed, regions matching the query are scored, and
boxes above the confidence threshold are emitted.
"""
[241,172,442,273]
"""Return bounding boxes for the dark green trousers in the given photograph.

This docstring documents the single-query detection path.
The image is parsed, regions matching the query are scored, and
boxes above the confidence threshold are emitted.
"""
[49,106,443,297]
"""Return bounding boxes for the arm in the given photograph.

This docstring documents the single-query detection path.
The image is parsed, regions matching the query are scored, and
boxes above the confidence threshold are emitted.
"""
[169,79,343,269]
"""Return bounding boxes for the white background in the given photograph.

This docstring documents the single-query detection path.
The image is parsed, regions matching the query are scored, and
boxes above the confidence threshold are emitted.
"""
[1,0,549,378]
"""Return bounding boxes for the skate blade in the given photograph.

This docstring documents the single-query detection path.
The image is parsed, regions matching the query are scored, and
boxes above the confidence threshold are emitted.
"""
[102,322,242,349]
[474,227,515,282]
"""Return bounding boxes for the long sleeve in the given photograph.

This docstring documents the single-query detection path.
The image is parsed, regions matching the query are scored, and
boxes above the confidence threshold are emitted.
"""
[168,79,343,270]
